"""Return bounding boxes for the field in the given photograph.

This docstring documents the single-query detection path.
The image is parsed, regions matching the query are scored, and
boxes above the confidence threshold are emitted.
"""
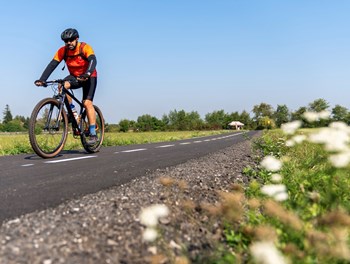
[0,130,233,156]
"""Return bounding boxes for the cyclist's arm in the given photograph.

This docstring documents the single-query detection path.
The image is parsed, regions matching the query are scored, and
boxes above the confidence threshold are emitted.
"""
[39,59,60,81]
[86,54,97,76]
[38,48,65,82]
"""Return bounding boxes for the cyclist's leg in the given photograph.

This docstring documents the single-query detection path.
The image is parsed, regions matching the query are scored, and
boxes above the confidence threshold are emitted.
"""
[82,77,97,136]
[63,75,80,104]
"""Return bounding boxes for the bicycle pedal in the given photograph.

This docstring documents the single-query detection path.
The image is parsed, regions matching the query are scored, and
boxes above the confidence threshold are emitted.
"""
[72,128,80,136]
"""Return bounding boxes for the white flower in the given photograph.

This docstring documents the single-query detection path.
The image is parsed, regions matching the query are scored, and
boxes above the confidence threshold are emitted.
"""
[142,227,158,242]
[329,121,350,132]
[139,211,158,227]
[303,111,330,122]
[260,156,282,172]
[261,184,288,201]
[139,204,169,227]
[273,192,289,202]
[250,241,287,264]
[281,120,302,135]
[293,135,306,144]
[318,110,330,120]
[303,112,319,122]
[308,127,350,152]
[285,140,295,147]
[139,204,170,243]
[271,173,282,182]
[285,135,306,147]
[329,151,350,168]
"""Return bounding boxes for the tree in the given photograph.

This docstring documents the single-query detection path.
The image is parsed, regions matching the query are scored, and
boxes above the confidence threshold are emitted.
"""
[291,107,307,121]
[252,103,274,121]
[274,104,290,127]
[135,114,164,131]
[258,116,275,130]
[187,111,204,130]
[308,98,329,112]
[332,105,349,122]
[167,109,196,131]
[252,103,274,129]
[2,104,13,124]
[239,110,253,129]
[13,115,29,130]
[136,114,154,131]
[2,119,25,132]
[119,119,130,132]
[205,110,227,129]
[228,111,240,122]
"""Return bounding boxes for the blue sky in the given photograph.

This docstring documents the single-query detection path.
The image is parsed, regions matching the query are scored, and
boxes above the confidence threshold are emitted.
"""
[1,1,350,123]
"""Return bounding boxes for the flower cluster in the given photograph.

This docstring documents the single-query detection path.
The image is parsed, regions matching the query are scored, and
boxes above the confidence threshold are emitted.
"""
[282,112,350,168]
[260,155,288,201]
[139,204,169,242]
[303,110,330,122]
[250,241,287,264]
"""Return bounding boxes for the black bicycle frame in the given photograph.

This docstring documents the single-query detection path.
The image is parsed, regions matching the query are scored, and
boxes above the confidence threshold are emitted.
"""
[57,86,85,135]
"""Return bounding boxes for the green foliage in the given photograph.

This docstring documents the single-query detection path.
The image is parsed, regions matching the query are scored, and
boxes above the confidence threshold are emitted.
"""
[274,104,290,127]
[332,105,349,122]
[291,106,307,122]
[252,103,274,121]
[257,116,275,130]
[118,119,130,132]
[2,119,26,132]
[135,114,165,131]
[308,98,329,112]
[205,110,227,129]
[104,123,119,133]
[253,130,287,158]
[2,104,13,124]
[167,109,204,130]
[239,110,254,129]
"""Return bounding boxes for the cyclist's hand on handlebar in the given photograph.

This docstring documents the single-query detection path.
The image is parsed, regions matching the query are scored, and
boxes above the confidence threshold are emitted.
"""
[34,80,47,87]
[77,73,90,82]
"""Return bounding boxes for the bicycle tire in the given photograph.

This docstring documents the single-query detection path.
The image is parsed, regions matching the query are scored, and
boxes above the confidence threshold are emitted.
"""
[29,98,68,158]
[80,105,105,153]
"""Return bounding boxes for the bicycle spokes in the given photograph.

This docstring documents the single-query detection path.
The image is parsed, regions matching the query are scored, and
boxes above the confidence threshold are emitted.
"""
[29,98,68,158]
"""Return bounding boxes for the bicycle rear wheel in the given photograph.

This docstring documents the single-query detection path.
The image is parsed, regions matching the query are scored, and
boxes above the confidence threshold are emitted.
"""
[80,105,105,153]
[29,98,68,158]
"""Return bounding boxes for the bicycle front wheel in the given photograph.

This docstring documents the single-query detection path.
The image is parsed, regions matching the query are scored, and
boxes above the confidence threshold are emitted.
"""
[80,105,105,153]
[29,98,68,158]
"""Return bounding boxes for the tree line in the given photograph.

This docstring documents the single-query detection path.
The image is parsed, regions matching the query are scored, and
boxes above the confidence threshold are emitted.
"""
[1,98,349,133]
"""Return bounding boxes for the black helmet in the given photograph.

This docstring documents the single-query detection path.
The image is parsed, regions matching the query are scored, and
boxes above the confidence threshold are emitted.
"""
[61,28,79,41]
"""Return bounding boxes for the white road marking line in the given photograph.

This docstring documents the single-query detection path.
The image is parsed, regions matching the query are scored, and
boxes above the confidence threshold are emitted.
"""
[194,141,202,143]
[156,144,175,148]
[121,148,147,153]
[180,142,191,145]
[45,156,97,163]
[21,164,34,167]
[204,139,211,142]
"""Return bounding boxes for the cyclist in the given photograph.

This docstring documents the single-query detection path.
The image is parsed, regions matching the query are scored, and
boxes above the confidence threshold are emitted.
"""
[35,28,98,145]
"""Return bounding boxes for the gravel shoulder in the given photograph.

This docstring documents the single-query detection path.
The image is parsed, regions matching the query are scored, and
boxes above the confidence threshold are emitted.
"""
[0,135,259,264]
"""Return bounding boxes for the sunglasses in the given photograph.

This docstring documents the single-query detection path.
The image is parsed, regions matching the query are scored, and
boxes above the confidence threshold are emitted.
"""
[64,38,76,43]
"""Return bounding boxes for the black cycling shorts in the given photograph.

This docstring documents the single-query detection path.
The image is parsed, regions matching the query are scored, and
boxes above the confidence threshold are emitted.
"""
[64,75,97,101]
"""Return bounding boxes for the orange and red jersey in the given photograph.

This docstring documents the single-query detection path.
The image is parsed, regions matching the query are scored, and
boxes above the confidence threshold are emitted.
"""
[54,42,97,77]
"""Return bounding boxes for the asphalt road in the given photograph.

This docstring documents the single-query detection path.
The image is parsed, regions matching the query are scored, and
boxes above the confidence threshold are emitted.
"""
[0,131,258,223]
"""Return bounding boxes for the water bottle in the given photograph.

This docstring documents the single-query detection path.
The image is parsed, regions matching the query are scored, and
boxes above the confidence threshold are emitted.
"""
[70,104,79,121]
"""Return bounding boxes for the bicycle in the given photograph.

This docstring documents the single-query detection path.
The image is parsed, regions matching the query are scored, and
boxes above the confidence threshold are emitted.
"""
[29,79,105,158]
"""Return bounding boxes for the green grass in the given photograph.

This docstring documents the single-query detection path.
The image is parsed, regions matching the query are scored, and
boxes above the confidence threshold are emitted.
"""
[0,130,234,156]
